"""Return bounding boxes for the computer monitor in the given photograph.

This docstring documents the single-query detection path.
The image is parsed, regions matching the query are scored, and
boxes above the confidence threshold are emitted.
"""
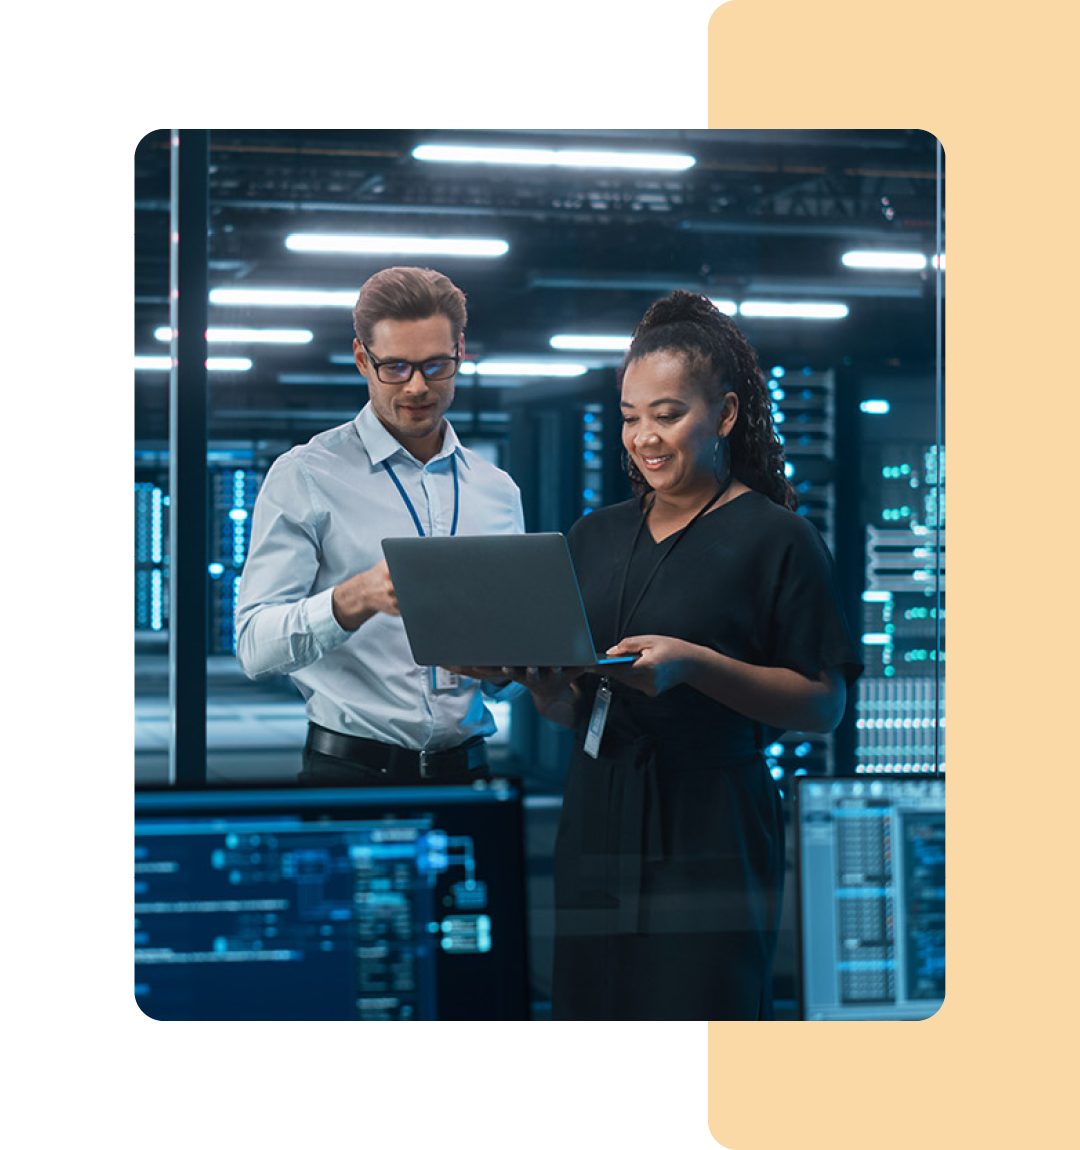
[795,775,945,1021]
[135,779,530,1020]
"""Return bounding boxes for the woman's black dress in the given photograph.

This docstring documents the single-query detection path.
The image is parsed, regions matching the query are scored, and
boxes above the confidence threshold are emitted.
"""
[552,491,863,1020]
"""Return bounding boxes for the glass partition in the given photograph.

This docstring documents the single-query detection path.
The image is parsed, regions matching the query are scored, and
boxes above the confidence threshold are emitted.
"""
[134,129,172,783]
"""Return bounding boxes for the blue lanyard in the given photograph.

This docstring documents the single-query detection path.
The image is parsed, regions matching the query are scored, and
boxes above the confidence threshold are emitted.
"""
[383,454,459,537]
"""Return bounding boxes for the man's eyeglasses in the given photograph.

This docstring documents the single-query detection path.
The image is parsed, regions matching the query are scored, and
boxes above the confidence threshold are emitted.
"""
[362,344,461,384]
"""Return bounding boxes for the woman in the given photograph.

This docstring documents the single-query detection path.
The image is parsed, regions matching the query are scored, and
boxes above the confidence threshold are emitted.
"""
[516,291,863,1020]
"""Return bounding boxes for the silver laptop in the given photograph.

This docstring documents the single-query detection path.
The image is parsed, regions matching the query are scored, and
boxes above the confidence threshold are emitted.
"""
[381,533,634,668]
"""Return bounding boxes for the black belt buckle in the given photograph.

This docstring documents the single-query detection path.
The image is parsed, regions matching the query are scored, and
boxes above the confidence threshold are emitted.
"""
[418,738,484,780]
[418,749,440,780]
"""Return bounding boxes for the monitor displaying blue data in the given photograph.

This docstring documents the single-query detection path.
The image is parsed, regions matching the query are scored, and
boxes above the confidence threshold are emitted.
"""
[135,779,530,1020]
[795,776,945,1020]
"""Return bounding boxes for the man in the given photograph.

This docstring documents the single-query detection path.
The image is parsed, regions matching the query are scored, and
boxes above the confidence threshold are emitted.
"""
[235,266,524,784]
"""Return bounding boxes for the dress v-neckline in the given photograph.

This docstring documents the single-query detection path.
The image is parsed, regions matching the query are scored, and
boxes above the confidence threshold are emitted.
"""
[643,488,751,545]
[643,521,683,547]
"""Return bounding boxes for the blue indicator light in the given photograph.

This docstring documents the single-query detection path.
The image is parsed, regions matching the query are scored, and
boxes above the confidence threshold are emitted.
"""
[583,412,595,423]
[770,366,786,378]
[767,742,785,757]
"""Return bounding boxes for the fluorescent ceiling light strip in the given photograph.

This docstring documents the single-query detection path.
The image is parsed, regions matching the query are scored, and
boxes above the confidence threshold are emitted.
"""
[708,299,739,316]
[841,250,928,271]
[285,234,509,257]
[207,357,254,371]
[209,288,357,308]
[154,326,313,344]
[461,360,589,378]
[412,144,695,172]
[739,301,849,319]
[550,334,631,351]
[135,356,252,371]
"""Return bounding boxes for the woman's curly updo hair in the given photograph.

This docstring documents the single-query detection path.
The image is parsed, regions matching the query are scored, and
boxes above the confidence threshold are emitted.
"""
[621,290,797,511]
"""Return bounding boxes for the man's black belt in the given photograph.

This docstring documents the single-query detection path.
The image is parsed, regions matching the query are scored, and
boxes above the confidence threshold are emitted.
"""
[305,722,487,782]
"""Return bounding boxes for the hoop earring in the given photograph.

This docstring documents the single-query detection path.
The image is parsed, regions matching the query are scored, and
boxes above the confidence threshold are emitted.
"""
[713,435,732,493]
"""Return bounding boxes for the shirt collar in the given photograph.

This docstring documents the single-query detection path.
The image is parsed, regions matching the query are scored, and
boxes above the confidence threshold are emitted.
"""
[354,402,468,469]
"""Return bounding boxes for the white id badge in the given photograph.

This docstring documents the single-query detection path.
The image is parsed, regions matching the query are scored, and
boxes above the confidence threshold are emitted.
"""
[434,668,460,692]
[583,680,612,759]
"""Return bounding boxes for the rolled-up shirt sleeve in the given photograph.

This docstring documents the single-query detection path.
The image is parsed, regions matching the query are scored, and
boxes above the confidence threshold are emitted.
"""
[234,455,351,680]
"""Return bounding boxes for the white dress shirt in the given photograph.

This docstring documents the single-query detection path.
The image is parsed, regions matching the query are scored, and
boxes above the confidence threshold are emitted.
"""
[235,403,525,751]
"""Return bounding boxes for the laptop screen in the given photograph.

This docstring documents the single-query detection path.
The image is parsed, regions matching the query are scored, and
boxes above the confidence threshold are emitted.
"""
[795,775,945,1020]
[134,779,530,1020]
[382,533,612,667]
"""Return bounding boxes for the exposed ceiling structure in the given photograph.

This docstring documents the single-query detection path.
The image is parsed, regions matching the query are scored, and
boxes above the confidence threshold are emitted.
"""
[134,129,943,443]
